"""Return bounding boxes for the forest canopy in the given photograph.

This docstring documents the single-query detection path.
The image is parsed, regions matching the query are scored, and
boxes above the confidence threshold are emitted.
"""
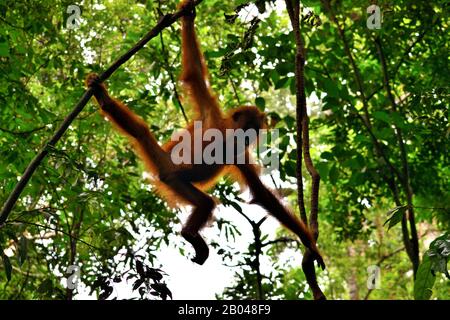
[0,0,448,300]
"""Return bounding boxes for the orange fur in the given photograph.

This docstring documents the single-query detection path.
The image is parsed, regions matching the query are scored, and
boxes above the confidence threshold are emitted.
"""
[84,0,325,268]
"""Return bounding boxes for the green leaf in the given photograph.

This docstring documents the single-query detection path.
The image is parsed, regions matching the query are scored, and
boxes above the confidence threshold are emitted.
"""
[320,151,334,160]
[329,165,339,184]
[283,115,295,128]
[284,160,297,178]
[279,135,290,152]
[354,134,370,143]
[275,62,293,76]
[391,112,406,128]
[384,205,407,230]
[373,111,392,124]
[172,97,181,111]
[428,233,450,278]
[343,157,361,169]
[18,237,28,266]
[205,48,227,58]
[414,254,436,300]
[0,41,10,57]
[2,254,12,281]
[349,172,365,186]
[260,36,276,46]
[316,162,329,182]
[275,77,290,89]
[323,78,339,98]
[255,97,266,111]
[37,279,54,294]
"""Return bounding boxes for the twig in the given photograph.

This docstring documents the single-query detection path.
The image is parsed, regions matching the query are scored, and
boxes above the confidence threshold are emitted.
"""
[285,0,307,224]
[0,0,204,225]
[364,19,434,103]
[0,16,25,30]
[0,110,96,137]
[321,0,404,186]
[227,73,242,106]
[285,0,325,300]
[374,36,419,275]
[157,6,189,123]
[9,219,101,251]
[262,237,297,248]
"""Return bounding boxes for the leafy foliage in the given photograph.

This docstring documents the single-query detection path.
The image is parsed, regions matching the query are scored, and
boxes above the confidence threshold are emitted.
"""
[0,0,448,300]
[414,233,450,300]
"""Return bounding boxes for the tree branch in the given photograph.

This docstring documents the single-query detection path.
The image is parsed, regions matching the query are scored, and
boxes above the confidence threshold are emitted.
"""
[9,219,100,251]
[321,0,404,185]
[0,110,96,137]
[262,237,297,248]
[374,36,419,275]
[321,0,422,277]
[285,0,325,300]
[158,6,189,124]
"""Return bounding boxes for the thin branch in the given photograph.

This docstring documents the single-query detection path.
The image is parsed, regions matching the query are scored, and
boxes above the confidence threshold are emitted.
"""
[323,0,416,269]
[8,219,101,251]
[234,207,254,227]
[66,205,85,300]
[14,260,41,298]
[0,16,25,30]
[0,0,204,225]
[23,59,50,88]
[256,216,268,227]
[157,8,189,123]
[285,0,325,300]
[321,0,404,185]
[0,110,96,137]
[366,85,383,102]
[364,228,431,300]
[392,25,433,79]
[374,36,419,275]
[227,73,242,106]
[285,0,307,224]
[262,237,297,248]
[12,265,42,278]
